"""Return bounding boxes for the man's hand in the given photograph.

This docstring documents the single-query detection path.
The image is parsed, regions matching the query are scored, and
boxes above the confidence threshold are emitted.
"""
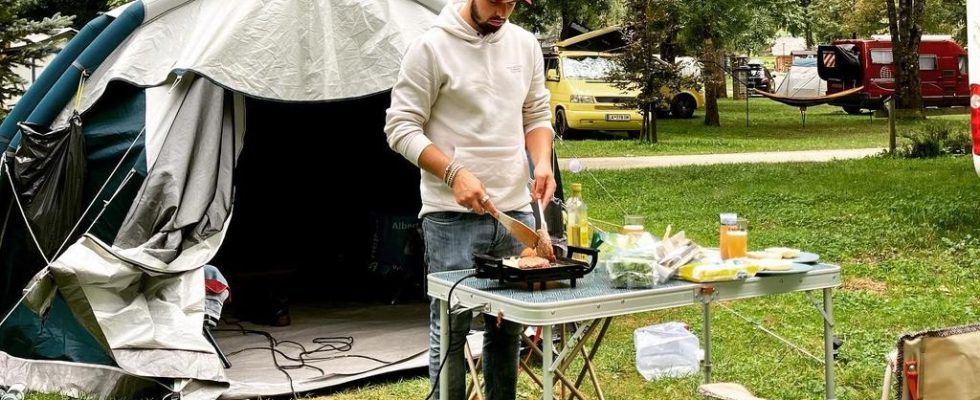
[530,164,556,211]
[452,169,499,216]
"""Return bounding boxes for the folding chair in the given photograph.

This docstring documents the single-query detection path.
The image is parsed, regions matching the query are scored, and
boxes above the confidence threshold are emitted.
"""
[881,323,980,400]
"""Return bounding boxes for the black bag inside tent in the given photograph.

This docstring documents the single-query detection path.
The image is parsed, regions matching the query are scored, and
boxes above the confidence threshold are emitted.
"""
[10,114,87,260]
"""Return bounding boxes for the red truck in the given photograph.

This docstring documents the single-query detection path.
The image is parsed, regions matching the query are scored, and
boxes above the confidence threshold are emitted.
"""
[970,0,979,175]
[817,36,971,114]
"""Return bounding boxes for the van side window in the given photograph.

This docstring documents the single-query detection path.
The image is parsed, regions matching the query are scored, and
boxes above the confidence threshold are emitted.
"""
[545,57,559,74]
[871,49,893,64]
[959,56,968,74]
[918,55,937,70]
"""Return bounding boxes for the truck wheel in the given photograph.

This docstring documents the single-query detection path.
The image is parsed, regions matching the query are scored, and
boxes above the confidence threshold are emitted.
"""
[671,95,697,119]
[555,109,577,139]
[842,106,864,115]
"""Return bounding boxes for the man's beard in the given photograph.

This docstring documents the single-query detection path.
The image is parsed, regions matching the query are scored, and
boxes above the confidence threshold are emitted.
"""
[470,1,504,34]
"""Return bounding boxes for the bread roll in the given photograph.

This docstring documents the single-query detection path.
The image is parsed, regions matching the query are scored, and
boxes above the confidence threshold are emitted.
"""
[754,259,793,271]
[748,251,782,260]
[765,247,801,259]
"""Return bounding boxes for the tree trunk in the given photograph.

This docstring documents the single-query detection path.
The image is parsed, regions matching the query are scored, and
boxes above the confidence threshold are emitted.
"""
[801,0,814,48]
[703,36,721,126]
[645,104,658,143]
[717,48,728,99]
[886,0,925,117]
[660,39,677,64]
[640,105,648,142]
[660,24,680,64]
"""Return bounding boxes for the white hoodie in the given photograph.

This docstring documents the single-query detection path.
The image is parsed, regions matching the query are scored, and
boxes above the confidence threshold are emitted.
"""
[384,0,552,217]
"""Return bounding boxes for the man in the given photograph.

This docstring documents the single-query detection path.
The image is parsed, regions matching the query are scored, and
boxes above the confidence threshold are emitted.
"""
[384,0,555,398]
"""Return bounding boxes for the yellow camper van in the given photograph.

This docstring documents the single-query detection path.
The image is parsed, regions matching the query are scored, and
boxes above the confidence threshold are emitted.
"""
[544,26,704,138]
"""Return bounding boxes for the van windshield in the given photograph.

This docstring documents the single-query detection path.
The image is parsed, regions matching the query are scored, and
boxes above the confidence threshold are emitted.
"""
[563,56,615,80]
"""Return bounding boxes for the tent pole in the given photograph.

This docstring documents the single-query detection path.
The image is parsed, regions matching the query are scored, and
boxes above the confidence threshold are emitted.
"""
[81,169,137,236]
[2,162,51,265]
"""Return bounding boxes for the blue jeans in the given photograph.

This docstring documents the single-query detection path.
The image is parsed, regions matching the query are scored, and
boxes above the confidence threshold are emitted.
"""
[423,211,534,400]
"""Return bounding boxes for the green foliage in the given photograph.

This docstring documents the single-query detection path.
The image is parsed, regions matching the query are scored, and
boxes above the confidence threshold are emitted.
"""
[0,0,74,110]
[511,0,621,36]
[676,0,782,53]
[809,0,965,44]
[18,0,107,29]
[607,0,700,142]
[896,119,972,158]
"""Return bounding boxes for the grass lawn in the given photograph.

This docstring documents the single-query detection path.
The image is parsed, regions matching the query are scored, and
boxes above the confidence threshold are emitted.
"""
[312,155,980,400]
[556,97,970,158]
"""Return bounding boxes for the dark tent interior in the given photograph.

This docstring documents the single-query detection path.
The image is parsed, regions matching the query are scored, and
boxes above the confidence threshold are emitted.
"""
[211,92,428,325]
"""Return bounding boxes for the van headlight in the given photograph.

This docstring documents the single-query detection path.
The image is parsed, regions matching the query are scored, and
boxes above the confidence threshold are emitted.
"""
[570,94,595,103]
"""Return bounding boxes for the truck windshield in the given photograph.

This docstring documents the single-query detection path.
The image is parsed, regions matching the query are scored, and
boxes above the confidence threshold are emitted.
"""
[563,56,615,80]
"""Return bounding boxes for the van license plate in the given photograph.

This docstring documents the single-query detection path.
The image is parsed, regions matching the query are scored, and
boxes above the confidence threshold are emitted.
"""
[606,114,630,121]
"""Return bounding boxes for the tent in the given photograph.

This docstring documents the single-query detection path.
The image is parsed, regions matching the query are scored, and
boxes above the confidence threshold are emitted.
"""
[0,0,458,398]
[775,51,827,98]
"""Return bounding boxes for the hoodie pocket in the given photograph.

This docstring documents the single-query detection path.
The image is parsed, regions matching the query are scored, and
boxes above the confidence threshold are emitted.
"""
[453,145,528,208]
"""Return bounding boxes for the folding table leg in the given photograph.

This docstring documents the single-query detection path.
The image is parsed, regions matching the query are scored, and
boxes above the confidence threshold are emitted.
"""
[823,288,836,400]
[703,301,713,384]
[439,300,449,399]
[543,325,554,400]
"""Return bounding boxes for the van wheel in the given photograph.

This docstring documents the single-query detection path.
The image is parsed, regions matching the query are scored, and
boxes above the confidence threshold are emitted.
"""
[555,109,576,139]
[842,106,864,115]
[671,95,696,119]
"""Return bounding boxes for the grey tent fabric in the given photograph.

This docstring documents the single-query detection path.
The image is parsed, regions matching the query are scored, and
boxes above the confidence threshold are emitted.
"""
[112,76,240,273]
[57,0,440,125]
[50,235,228,385]
[0,351,155,398]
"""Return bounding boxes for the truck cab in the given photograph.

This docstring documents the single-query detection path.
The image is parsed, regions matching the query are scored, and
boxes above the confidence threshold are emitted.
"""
[818,36,971,114]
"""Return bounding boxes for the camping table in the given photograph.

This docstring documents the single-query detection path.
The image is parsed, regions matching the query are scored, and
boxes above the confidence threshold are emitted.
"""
[428,263,841,400]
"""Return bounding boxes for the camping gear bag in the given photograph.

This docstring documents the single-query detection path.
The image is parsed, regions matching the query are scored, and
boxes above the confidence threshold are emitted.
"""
[895,323,980,400]
[11,114,86,259]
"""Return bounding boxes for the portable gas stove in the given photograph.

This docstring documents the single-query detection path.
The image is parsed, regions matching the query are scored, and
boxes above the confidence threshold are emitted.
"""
[473,246,599,290]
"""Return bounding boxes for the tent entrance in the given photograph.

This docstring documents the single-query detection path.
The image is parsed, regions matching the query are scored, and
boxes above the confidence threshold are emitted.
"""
[212,92,426,306]
[206,92,430,396]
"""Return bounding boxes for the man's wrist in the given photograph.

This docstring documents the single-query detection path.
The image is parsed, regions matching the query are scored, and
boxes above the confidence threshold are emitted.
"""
[444,161,464,188]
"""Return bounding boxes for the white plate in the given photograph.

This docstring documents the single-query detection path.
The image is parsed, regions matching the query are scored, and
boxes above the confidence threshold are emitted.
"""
[788,251,820,264]
[756,262,814,275]
[703,248,820,264]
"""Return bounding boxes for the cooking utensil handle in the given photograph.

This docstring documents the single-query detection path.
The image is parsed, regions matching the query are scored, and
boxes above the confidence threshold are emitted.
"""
[536,199,548,231]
